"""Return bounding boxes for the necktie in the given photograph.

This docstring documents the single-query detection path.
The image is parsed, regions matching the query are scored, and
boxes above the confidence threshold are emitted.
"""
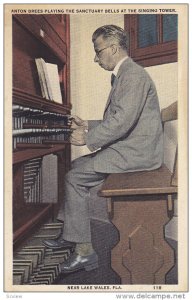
[111,73,116,86]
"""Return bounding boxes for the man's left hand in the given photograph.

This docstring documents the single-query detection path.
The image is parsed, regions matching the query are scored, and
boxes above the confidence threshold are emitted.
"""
[70,127,87,146]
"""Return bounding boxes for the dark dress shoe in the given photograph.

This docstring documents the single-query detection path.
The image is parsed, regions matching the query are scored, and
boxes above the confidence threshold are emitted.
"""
[60,252,98,273]
[42,237,76,250]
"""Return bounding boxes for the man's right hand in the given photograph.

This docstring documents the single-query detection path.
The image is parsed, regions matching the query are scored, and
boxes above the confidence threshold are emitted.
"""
[69,115,88,130]
[68,115,88,146]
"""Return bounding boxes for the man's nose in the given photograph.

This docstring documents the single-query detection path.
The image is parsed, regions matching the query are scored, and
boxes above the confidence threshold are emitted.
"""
[94,55,99,63]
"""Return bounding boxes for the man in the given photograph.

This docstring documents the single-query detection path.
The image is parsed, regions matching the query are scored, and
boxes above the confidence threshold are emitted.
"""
[43,25,163,273]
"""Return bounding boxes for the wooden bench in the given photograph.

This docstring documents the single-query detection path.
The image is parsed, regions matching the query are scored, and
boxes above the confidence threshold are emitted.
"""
[99,102,177,284]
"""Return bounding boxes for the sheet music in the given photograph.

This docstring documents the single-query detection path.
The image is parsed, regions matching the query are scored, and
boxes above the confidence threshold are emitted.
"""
[35,58,63,104]
[45,62,63,104]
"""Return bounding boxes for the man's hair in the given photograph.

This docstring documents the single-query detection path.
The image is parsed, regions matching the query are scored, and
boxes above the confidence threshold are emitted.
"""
[92,25,129,51]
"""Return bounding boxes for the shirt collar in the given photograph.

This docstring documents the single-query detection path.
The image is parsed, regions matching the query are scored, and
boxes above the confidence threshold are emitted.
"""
[112,56,128,76]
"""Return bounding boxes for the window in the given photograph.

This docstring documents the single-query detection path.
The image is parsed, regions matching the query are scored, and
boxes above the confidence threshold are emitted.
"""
[124,14,178,67]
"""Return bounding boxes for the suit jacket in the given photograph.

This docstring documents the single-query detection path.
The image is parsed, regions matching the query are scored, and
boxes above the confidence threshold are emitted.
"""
[85,57,163,173]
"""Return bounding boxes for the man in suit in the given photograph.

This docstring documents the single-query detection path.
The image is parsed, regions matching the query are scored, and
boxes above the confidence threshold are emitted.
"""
[43,25,163,273]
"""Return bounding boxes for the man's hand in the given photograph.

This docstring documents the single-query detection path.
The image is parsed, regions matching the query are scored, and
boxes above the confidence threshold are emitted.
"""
[69,115,88,146]
[70,128,86,146]
[68,116,88,129]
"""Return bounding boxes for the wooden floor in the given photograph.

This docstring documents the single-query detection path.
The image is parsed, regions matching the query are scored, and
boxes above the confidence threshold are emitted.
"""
[55,219,178,285]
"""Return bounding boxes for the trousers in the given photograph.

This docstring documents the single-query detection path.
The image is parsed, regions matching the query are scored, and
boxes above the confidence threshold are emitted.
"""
[58,154,108,243]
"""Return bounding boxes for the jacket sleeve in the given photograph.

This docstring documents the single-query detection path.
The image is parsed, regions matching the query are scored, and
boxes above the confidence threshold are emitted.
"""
[88,120,102,130]
[85,71,152,152]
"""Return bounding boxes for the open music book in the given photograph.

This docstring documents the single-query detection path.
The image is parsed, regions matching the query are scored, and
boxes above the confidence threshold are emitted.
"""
[35,58,63,104]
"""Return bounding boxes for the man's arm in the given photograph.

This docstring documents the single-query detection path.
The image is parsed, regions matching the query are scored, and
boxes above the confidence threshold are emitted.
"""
[88,120,102,130]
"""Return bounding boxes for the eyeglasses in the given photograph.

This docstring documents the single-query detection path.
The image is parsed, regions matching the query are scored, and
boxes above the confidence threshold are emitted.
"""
[95,46,112,58]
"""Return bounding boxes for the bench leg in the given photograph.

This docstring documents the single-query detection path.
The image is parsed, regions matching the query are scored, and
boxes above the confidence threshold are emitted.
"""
[110,196,175,284]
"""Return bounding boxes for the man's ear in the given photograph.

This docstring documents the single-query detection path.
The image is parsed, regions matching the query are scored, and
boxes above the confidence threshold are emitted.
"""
[111,44,118,55]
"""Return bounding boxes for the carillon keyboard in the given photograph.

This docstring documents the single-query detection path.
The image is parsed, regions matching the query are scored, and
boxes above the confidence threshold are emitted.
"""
[12,104,72,150]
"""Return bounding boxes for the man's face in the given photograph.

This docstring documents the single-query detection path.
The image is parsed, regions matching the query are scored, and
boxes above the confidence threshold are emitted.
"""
[93,35,115,71]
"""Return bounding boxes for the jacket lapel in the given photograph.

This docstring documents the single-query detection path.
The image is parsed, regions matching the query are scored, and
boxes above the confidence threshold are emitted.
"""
[103,58,132,119]
[103,79,118,116]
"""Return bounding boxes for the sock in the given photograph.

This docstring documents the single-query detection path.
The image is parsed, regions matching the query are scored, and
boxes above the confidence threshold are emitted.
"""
[75,243,94,256]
